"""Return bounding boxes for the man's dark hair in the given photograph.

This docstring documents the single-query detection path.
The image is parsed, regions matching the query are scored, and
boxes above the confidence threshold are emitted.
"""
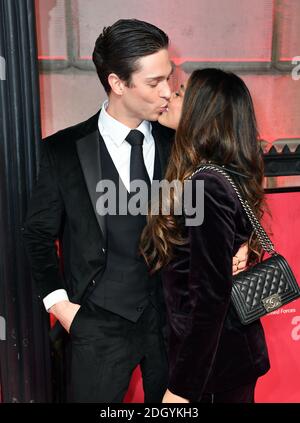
[92,19,169,94]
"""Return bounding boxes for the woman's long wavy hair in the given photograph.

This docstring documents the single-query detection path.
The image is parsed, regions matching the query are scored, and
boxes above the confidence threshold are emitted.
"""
[141,68,265,273]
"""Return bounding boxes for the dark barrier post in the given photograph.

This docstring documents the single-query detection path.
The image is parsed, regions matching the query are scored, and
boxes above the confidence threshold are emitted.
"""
[0,0,51,402]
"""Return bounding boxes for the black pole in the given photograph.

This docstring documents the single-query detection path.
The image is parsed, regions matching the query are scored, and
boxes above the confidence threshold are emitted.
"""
[0,0,51,402]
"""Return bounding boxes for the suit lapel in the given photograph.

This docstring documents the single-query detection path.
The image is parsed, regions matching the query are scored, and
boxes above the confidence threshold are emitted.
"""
[76,129,107,241]
[75,119,172,243]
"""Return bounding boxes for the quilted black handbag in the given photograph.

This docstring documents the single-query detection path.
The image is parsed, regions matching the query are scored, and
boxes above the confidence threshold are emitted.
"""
[191,164,300,325]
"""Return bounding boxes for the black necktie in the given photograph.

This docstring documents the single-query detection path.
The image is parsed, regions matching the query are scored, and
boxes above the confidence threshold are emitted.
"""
[125,129,151,189]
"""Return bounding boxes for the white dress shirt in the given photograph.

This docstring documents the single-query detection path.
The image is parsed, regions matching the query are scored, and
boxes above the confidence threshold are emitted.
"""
[43,101,155,311]
[99,100,155,191]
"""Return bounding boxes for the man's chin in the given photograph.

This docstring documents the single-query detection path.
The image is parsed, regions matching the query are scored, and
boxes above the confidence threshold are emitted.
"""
[145,111,169,124]
[157,114,167,126]
[146,112,161,122]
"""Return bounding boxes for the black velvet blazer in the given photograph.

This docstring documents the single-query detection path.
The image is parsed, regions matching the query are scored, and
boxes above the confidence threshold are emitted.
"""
[163,170,270,401]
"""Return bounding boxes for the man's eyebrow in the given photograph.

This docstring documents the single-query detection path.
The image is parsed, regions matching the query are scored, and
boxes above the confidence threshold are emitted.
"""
[168,66,175,78]
[145,67,174,82]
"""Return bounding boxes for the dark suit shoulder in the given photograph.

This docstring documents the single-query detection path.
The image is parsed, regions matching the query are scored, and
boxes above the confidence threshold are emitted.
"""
[151,121,175,158]
[43,111,100,146]
[151,121,175,141]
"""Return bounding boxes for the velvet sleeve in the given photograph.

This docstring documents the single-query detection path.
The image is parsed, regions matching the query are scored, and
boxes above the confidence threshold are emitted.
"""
[168,172,237,401]
[22,141,66,300]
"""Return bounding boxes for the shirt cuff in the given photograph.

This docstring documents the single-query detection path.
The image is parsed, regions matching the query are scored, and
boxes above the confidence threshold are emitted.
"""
[43,289,69,312]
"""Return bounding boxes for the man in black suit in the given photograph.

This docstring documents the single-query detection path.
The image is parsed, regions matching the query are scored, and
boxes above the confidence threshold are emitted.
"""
[23,19,247,403]
[23,19,174,403]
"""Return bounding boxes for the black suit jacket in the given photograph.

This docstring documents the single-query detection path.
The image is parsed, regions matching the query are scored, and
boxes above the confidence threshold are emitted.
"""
[163,170,270,401]
[23,112,174,306]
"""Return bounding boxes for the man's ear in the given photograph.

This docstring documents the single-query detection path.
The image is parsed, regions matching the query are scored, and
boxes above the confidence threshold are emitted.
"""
[107,73,125,96]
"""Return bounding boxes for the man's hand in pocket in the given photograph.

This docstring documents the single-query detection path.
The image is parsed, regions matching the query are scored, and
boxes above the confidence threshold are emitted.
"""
[49,301,81,333]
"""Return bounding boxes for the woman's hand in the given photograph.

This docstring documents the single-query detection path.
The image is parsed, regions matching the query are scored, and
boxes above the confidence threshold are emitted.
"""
[162,389,189,403]
[233,242,248,275]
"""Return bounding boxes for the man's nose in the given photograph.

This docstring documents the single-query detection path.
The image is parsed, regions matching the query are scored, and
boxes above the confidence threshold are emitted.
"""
[160,80,172,100]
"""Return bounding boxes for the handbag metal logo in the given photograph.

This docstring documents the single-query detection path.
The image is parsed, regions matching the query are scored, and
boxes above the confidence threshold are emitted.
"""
[262,294,282,312]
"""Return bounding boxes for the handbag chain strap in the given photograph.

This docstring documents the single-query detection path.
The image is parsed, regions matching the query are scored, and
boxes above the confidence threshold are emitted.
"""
[190,164,276,255]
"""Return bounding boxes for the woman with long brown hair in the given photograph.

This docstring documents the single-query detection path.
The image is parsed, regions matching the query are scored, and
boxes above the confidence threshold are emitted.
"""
[141,68,270,403]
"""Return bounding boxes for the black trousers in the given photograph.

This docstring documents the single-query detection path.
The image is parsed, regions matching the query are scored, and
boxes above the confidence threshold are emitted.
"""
[199,381,257,403]
[69,300,168,403]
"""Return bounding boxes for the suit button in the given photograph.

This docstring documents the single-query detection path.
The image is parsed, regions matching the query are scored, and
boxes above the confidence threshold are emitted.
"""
[102,248,106,254]
[91,279,96,286]
[136,306,143,312]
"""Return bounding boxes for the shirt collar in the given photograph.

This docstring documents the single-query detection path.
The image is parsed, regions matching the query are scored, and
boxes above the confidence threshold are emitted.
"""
[98,100,152,147]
